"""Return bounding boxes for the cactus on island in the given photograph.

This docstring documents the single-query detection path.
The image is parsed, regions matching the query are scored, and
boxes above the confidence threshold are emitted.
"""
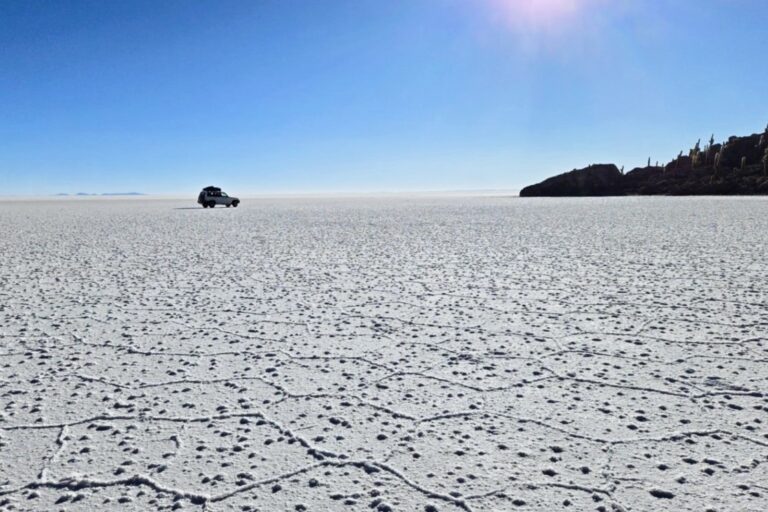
[741,156,747,170]
[719,142,728,171]
[759,125,768,148]
[690,140,701,168]
[763,147,768,176]
[693,139,701,156]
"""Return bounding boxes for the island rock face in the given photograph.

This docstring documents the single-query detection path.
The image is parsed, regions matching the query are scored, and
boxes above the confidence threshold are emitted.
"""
[519,164,622,197]
[520,131,768,196]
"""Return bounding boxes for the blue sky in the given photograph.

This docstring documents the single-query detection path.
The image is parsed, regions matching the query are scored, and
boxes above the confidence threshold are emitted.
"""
[1,0,767,195]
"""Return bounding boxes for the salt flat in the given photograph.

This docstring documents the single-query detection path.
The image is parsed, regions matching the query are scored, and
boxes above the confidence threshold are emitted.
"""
[1,196,767,512]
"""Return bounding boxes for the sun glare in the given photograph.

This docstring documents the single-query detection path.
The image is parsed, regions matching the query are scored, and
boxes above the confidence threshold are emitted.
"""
[490,0,598,33]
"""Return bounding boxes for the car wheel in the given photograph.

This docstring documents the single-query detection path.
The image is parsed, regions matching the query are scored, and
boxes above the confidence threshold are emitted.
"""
[207,201,215,208]
[226,203,231,208]
[232,200,239,207]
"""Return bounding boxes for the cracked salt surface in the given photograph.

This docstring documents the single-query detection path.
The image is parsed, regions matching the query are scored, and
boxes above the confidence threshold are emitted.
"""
[1,196,767,511]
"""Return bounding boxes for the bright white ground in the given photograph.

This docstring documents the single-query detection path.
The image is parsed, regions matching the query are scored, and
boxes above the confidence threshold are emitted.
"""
[1,196,767,512]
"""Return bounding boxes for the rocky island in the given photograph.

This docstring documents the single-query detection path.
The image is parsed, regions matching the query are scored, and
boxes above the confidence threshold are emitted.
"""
[520,126,768,196]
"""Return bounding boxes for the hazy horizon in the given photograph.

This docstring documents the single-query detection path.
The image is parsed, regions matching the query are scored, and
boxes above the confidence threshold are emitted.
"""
[1,187,524,199]
[2,0,768,195]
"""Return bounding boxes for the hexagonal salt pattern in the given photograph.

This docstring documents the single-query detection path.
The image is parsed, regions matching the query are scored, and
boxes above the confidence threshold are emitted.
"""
[1,196,767,511]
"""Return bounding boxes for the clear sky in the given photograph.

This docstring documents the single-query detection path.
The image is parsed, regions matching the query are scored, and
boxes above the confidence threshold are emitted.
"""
[2,0,767,195]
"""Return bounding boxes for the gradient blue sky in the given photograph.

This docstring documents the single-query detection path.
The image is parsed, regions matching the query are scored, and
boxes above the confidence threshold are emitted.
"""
[2,0,767,195]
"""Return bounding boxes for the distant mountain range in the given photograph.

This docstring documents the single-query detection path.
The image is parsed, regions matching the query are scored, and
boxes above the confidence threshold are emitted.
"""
[54,192,146,196]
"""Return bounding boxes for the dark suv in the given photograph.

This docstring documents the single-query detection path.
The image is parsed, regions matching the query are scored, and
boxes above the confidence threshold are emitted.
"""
[197,186,240,208]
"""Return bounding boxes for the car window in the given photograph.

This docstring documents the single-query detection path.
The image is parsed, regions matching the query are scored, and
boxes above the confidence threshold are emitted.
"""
[221,192,228,197]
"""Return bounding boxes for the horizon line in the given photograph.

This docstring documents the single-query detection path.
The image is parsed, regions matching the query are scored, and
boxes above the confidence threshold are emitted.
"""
[0,188,523,199]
